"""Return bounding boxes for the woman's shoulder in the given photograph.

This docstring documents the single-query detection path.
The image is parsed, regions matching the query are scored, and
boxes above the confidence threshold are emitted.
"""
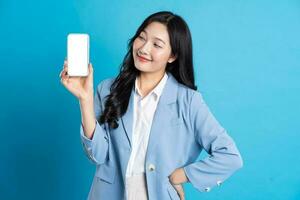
[95,77,116,97]
[177,82,205,105]
[97,77,115,88]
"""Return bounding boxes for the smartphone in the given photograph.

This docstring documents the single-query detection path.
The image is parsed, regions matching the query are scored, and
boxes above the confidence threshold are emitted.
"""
[67,33,90,76]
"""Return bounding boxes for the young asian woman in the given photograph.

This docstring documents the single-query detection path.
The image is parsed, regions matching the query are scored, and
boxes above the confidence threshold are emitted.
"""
[60,11,243,200]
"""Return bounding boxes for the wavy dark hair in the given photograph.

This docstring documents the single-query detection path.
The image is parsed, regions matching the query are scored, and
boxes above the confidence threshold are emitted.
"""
[99,11,197,129]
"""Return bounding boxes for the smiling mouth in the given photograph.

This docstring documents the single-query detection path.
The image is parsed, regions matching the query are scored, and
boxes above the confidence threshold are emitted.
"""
[136,53,152,62]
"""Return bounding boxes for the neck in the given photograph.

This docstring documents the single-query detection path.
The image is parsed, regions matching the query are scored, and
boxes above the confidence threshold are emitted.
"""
[137,70,166,97]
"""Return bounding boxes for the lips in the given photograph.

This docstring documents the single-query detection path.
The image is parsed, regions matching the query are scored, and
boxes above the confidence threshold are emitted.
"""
[137,54,152,62]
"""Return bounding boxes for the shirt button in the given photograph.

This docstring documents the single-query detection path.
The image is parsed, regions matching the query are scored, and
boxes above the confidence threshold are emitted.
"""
[204,187,211,192]
[217,180,222,186]
[148,164,156,171]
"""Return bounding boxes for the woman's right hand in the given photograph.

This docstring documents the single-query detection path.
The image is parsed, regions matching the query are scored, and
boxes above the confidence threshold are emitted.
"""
[59,58,94,101]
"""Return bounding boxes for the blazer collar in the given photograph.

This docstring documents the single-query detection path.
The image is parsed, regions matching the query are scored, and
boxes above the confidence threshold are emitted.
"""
[121,72,179,148]
[159,71,178,105]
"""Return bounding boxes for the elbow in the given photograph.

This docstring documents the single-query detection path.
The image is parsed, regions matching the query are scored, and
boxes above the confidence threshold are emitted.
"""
[232,153,243,170]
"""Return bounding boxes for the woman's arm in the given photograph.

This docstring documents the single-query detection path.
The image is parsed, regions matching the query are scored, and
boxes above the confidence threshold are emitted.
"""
[79,79,111,165]
[80,97,96,139]
[183,91,243,192]
[59,59,110,165]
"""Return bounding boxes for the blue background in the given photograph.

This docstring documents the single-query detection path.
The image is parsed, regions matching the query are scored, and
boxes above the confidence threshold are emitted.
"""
[1,0,299,199]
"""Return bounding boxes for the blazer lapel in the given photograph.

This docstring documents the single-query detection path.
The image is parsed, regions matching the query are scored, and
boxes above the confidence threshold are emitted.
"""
[120,72,179,152]
[120,88,135,149]
[145,72,179,160]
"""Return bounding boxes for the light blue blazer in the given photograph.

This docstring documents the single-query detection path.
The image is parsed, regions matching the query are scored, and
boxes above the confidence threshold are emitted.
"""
[80,72,243,200]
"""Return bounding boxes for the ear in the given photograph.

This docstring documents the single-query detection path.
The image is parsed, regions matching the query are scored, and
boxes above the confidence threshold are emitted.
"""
[168,53,177,63]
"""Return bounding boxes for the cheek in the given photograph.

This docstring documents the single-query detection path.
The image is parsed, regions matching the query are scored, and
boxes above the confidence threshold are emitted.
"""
[152,51,169,62]
[133,39,143,50]
[133,41,138,52]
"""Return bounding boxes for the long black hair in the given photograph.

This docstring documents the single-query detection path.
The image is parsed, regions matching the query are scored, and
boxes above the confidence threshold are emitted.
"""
[99,11,197,129]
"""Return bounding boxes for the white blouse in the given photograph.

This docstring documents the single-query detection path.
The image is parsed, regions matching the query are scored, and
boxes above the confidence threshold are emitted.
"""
[125,72,168,178]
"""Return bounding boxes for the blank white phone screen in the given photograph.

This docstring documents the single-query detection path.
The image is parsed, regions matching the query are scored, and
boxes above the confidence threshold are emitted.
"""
[67,33,89,76]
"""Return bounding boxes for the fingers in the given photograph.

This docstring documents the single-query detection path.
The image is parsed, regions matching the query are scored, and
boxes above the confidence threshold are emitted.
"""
[63,59,68,70]
[60,69,69,80]
[60,71,69,85]
[60,59,69,84]
[172,184,185,200]
[179,192,185,200]
[88,62,93,74]
[86,62,93,81]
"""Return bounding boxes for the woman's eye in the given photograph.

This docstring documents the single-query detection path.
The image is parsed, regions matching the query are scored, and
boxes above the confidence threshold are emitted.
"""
[154,44,162,48]
[138,35,145,40]
[137,36,161,48]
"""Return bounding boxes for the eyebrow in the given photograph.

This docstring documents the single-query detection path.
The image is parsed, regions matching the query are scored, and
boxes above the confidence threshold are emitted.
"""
[142,30,166,45]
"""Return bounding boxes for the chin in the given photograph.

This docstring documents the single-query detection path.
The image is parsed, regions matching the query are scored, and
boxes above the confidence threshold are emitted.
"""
[134,64,154,73]
[134,61,147,70]
[134,65,148,72]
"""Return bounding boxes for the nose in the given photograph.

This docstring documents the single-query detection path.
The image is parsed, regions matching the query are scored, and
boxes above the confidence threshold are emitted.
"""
[138,41,151,56]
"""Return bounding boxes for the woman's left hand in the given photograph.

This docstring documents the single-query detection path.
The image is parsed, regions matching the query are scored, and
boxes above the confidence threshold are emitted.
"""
[172,184,185,200]
[169,168,189,199]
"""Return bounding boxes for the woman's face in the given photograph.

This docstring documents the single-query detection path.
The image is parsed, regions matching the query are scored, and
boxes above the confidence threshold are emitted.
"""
[133,22,176,74]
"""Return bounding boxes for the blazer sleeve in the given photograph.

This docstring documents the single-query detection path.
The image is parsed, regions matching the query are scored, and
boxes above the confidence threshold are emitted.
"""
[80,79,110,165]
[183,91,243,192]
